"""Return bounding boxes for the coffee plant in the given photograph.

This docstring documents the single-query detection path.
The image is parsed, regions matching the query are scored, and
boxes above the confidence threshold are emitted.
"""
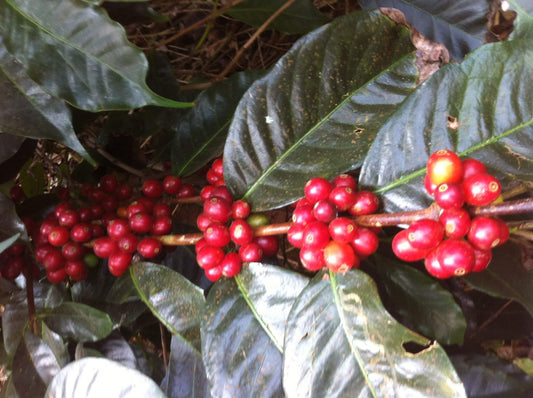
[0,0,532,397]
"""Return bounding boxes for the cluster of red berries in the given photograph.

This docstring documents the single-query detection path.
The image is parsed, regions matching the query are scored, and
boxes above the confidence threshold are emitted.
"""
[195,159,279,282]
[0,242,34,280]
[288,174,380,273]
[393,150,509,278]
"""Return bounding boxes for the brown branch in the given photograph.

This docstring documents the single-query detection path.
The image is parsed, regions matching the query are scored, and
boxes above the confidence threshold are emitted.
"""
[216,0,298,80]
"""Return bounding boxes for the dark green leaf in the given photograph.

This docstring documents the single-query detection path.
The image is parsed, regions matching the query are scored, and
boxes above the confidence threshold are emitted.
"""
[0,192,27,242]
[105,272,139,304]
[12,331,60,397]
[359,0,489,60]
[0,133,24,164]
[41,322,70,368]
[369,255,466,345]
[89,332,137,369]
[464,242,533,317]
[42,302,113,342]
[283,270,466,397]
[45,357,166,398]
[0,39,95,164]
[172,70,264,177]
[0,233,19,254]
[359,26,533,213]
[201,277,283,397]
[224,10,418,210]
[451,353,533,397]
[19,159,46,198]
[0,0,192,111]
[235,262,309,351]
[130,262,205,352]
[161,335,211,398]
[225,0,327,34]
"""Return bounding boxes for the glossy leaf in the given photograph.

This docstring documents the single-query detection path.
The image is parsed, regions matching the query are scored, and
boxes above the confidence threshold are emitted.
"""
[359,25,533,213]
[224,10,418,210]
[283,270,466,397]
[172,71,264,177]
[225,0,328,34]
[0,39,94,164]
[369,255,466,345]
[0,0,192,111]
[45,357,166,398]
[0,233,19,253]
[161,335,211,398]
[201,277,283,397]
[42,302,113,342]
[130,262,205,352]
[464,242,533,317]
[12,331,61,397]
[359,0,489,60]
[235,262,309,351]
[89,332,137,369]
[41,322,70,368]
[0,192,27,242]
[0,133,24,164]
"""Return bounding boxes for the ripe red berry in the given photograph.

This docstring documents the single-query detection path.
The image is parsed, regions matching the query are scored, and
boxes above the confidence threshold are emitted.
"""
[496,219,510,245]
[177,183,196,198]
[211,158,224,177]
[304,177,332,204]
[58,209,79,228]
[220,253,243,278]
[47,268,67,284]
[254,236,279,257]
[313,199,338,223]
[115,183,133,201]
[102,196,119,213]
[467,217,502,250]
[328,186,357,211]
[332,174,357,190]
[68,223,90,243]
[9,184,25,202]
[439,208,471,239]
[43,249,65,272]
[299,246,326,271]
[151,216,173,236]
[129,212,153,235]
[65,260,87,278]
[206,169,221,185]
[200,185,216,202]
[137,237,162,259]
[436,239,475,276]
[48,226,70,247]
[203,197,232,223]
[461,158,487,180]
[426,149,463,186]
[292,204,315,226]
[211,186,233,204]
[90,204,105,219]
[424,249,454,279]
[108,252,132,277]
[406,219,444,250]
[107,219,131,241]
[323,240,359,273]
[392,229,430,262]
[424,174,438,196]
[117,233,138,254]
[1,257,24,280]
[99,174,118,194]
[230,219,254,246]
[78,207,93,223]
[434,182,465,209]
[471,248,492,272]
[54,202,72,218]
[328,217,357,243]
[463,173,501,206]
[153,203,172,218]
[205,265,223,282]
[348,191,380,216]
[204,222,231,247]
[93,237,119,259]
[62,241,84,261]
[90,223,105,238]
[238,242,263,263]
[197,213,213,232]
[231,200,251,219]
[197,245,225,269]
[303,221,331,249]
[350,227,379,259]
[35,244,54,264]
[89,188,106,203]
[287,223,306,249]
[142,179,164,198]
[163,175,182,195]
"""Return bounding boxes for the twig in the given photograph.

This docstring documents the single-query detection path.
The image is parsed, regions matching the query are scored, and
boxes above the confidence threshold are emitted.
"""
[216,0,298,80]
[160,323,169,370]
[469,299,513,340]
[85,136,145,177]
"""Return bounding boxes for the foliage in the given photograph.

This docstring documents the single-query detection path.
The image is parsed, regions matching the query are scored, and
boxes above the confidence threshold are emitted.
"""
[1,1,533,397]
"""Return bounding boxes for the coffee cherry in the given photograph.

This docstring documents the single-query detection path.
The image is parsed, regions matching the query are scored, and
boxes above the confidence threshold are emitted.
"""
[151,216,173,236]
[206,169,221,185]
[108,252,132,277]
[90,224,105,238]
[43,249,65,272]
[48,226,70,247]
[58,209,79,228]
[426,149,463,186]
[204,222,231,247]
[230,219,254,246]
[35,244,54,264]
[9,184,25,202]
[246,213,270,227]
[54,202,72,218]
[287,223,306,249]
[142,179,164,198]
[328,186,357,211]
[332,174,357,190]
[348,191,380,216]
[291,205,315,226]
[203,197,232,223]
[99,174,118,194]
[129,212,153,235]
[299,246,326,271]
[89,188,106,203]
[496,219,510,245]
[304,177,332,204]
[65,260,87,278]
[62,241,84,261]
[127,201,147,218]
[471,248,492,272]
[83,253,99,268]
[323,240,359,273]
[195,238,209,255]
[439,208,471,239]
[424,249,454,279]
[115,183,133,201]
[434,182,465,209]
[1,257,24,280]
[467,217,502,250]
[463,173,501,206]
[90,204,105,219]
[436,239,475,276]
[220,253,242,277]
[102,196,119,213]
[313,199,338,223]
[350,227,379,259]
[78,208,93,223]
[211,158,224,177]
[137,237,162,259]
[461,158,487,180]
[177,183,195,198]
[47,268,67,284]
[6,243,25,257]
[205,265,223,282]
[254,236,279,257]
[117,233,138,254]
[137,197,155,214]
[392,229,430,262]
[93,237,119,259]
[107,219,131,241]
[211,186,233,204]
[303,221,331,249]
[328,217,357,243]
[238,242,263,263]
[197,245,225,269]
[406,219,444,250]
[163,176,182,195]
[231,200,251,219]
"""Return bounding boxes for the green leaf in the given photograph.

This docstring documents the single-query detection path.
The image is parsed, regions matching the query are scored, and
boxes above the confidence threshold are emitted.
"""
[359,27,533,213]
[225,0,328,34]
[0,192,27,242]
[0,133,24,164]
[464,242,533,317]
[235,262,309,351]
[0,233,19,253]
[45,357,166,397]
[42,302,113,342]
[41,322,70,368]
[161,335,211,398]
[283,270,466,397]
[201,277,283,397]
[130,262,205,352]
[0,0,192,111]
[172,70,264,176]
[224,10,418,210]
[12,331,61,397]
[19,159,46,198]
[509,0,533,37]
[369,255,466,345]
[359,0,489,60]
[0,39,95,165]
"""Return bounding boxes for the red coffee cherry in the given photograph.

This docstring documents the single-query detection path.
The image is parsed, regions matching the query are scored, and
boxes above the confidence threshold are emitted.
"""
[99,174,118,194]
[142,179,164,198]
[203,197,232,223]
[115,183,133,201]
[153,203,172,218]
[108,252,133,277]
[9,184,25,203]
[177,183,196,198]
[436,239,475,276]
[35,244,54,264]
[102,196,119,213]
[461,158,487,180]
[162,176,182,195]
[424,174,438,196]
[47,268,67,284]
[434,182,465,209]
[231,200,251,220]
[58,209,79,228]
[206,169,221,185]
[127,201,148,218]
[304,177,332,204]
[129,212,153,235]
[350,227,379,259]
[211,158,224,177]
[54,202,72,218]
[303,221,331,249]
[220,253,243,278]
[332,174,357,190]
[107,219,131,241]
[313,200,338,223]
[93,237,119,259]
[328,186,357,211]
[392,229,430,262]
[496,219,510,245]
[462,173,501,206]
[197,245,225,270]
[471,248,492,272]
[204,222,231,248]
[205,265,223,282]
[292,204,316,226]
[43,249,65,272]
[151,216,173,236]
[1,257,24,280]
[230,219,254,246]
[137,237,162,259]
[299,245,326,271]
[287,223,306,249]
[197,213,213,232]
[323,240,359,273]
[48,226,70,247]
[238,242,263,263]
[439,208,471,239]
[89,188,106,203]
[426,149,463,186]
[406,219,444,250]
[467,217,502,250]
[211,186,233,205]
[61,241,84,261]
[117,233,138,254]
[328,217,357,243]
[348,191,380,216]
[254,236,279,257]
[65,260,87,278]
[424,248,454,279]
